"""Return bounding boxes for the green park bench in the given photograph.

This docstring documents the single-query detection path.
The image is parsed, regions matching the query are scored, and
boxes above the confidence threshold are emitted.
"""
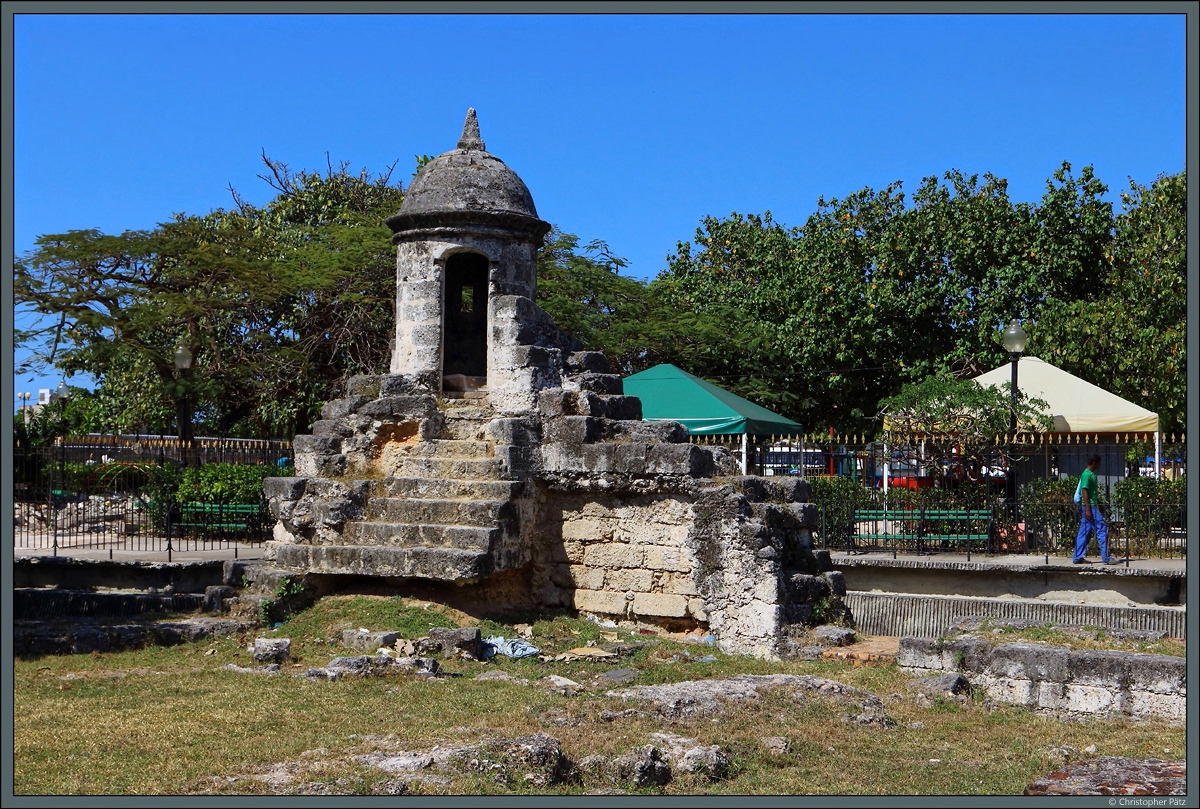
[850,507,994,560]
[172,502,265,536]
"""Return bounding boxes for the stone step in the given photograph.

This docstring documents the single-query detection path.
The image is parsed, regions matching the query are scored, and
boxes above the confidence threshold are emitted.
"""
[274,544,495,582]
[404,439,493,459]
[438,409,493,440]
[382,477,523,501]
[342,521,500,551]
[441,404,494,419]
[391,456,507,480]
[364,497,511,527]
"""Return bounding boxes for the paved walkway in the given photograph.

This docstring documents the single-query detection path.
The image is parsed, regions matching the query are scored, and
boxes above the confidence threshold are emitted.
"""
[13,539,263,564]
[829,549,1187,576]
[14,540,1186,575]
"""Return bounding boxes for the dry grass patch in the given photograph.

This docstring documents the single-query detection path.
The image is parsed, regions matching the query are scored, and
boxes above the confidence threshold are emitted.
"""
[12,599,1187,796]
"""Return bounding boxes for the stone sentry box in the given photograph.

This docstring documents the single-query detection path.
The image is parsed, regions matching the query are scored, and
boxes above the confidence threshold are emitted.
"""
[264,110,848,659]
[384,108,553,413]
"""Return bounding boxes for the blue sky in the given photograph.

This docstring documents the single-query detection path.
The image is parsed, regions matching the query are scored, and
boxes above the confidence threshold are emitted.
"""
[9,10,1189,409]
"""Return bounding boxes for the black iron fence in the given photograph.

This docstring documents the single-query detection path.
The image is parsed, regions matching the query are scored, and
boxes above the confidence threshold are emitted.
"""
[13,437,292,561]
[810,497,1186,561]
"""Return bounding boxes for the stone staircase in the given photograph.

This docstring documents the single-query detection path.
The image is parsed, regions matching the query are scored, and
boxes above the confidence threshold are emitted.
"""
[272,397,526,583]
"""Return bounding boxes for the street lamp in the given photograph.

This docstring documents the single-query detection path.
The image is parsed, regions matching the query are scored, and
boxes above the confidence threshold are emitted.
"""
[1001,320,1027,506]
[52,382,70,558]
[173,345,193,372]
[173,343,195,462]
[18,391,31,425]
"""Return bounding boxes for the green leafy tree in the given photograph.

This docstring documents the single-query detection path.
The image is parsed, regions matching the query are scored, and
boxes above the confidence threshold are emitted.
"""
[656,162,1118,433]
[15,216,280,443]
[1033,171,1186,431]
[227,153,406,433]
[878,374,1053,480]
[16,154,408,440]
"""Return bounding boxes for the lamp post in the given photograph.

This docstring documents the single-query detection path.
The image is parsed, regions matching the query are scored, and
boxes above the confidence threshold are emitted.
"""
[173,344,194,458]
[18,391,31,425]
[1001,320,1027,508]
[52,382,70,558]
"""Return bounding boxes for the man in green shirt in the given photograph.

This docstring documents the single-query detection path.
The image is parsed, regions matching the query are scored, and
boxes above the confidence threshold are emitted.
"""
[1073,454,1116,564]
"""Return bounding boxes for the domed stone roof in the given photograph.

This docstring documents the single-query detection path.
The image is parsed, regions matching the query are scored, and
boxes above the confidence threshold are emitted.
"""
[386,109,549,240]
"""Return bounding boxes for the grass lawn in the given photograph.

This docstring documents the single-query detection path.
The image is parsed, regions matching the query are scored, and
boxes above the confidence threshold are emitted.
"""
[12,596,1186,795]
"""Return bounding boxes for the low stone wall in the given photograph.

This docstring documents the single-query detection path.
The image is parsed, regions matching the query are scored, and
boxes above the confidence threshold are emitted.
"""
[898,636,1185,722]
[540,494,704,622]
[845,591,1186,639]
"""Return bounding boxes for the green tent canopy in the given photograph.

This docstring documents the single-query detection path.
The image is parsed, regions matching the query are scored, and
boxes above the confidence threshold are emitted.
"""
[622,364,803,437]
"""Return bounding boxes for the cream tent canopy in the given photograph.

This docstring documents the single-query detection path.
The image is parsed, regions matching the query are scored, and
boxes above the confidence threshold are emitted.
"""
[971,356,1159,434]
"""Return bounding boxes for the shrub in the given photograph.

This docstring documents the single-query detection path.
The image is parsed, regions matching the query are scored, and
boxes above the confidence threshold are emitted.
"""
[175,463,275,504]
[1112,475,1186,534]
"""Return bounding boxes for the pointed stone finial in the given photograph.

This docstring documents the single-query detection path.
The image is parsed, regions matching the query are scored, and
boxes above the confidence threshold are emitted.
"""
[457,108,485,151]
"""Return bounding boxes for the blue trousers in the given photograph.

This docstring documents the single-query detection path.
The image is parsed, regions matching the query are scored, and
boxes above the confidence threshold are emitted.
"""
[1074,505,1111,562]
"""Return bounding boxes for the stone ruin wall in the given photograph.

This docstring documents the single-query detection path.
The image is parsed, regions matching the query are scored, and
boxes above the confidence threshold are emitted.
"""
[264,110,848,659]
[267,352,842,659]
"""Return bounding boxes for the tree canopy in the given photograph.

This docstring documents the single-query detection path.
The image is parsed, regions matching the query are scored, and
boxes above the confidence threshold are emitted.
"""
[16,155,405,439]
[15,157,1184,442]
[651,163,1184,433]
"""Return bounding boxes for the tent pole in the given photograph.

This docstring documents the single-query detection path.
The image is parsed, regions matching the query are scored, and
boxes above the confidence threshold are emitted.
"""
[740,433,748,475]
[799,434,805,479]
[1154,431,1161,479]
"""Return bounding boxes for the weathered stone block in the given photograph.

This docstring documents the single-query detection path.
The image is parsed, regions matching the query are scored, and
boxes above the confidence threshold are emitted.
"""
[821,570,847,597]
[787,573,832,604]
[512,345,557,368]
[1036,680,1067,710]
[911,672,971,697]
[544,416,604,445]
[574,373,623,395]
[646,444,711,476]
[1067,649,1128,689]
[897,636,944,669]
[613,442,649,473]
[574,589,629,616]
[987,643,1070,682]
[661,571,700,596]
[566,351,610,374]
[1125,653,1186,694]
[311,419,355,437]
[644,546,691,573]
[605,568,653,592]
[1128,691,1186,722]
[775,477,810,503]
[581,443,617,472]
[203,585,235,613]
[356,396,436,419]
[379,373,434,396]
[1063,683,1118,714]
[342,629,402,653]
[942,637,991,672]
[983,677,1035,708]
[252,637,290,663]
[427,627,484,660]
[584,543,641,568]
[294,434,342,455]
[568,564,606,590]
[320,395,372,420]
[632,592,689,618]
[264,476,308,502]
[603,396,643,421]
[811,548,833,572]
[561,516,608,542]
